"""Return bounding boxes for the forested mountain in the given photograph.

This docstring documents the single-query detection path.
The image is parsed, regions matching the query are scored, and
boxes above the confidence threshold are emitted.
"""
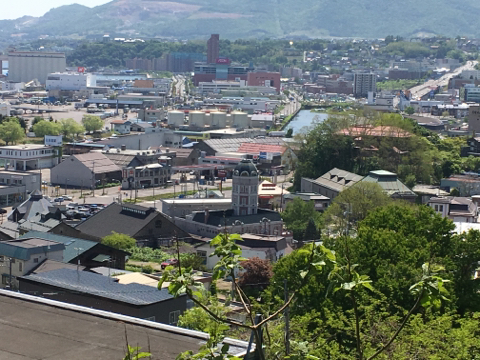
[2,0,480,41]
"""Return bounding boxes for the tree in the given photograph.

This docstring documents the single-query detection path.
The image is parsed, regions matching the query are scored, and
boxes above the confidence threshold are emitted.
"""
[59,118,85,139]
[0,119,24,145]
[238,257,273,297]
[82,115,103,133]
[33,120,62,137]
[101,232,136,250]
[281,198,322,240]
[323,182,392,231]
[404,173,416,189]
[303,217,319,241]
[404,106,415,115]
[285,128,293,138]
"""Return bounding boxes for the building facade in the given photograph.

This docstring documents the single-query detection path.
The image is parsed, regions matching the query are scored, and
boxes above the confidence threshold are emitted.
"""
[46,72,96,91]
[353,72,376,98]
[207,34,220,64]
[0,144,59,170]
[8,51,66,84]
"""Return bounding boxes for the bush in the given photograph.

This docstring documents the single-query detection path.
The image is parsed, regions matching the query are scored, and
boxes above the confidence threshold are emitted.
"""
[142,265,154,274]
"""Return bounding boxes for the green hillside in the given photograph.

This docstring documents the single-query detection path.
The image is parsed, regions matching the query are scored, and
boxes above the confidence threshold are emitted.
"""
[1,0,480,40]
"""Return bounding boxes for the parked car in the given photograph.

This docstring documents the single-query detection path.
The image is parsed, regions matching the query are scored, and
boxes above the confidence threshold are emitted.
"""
[161,258,179,270]
[63,195,73,201]
[67,202,79,209]
[54,197,64,203]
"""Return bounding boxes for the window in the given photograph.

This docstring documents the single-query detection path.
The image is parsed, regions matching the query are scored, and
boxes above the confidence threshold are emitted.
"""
[169,310,181,325]
[33,258,39,263]
[18,261,22,272]
[434,205,438,211]
[439,205,444,212]
[197,250,207,265]
[155,220,162,228]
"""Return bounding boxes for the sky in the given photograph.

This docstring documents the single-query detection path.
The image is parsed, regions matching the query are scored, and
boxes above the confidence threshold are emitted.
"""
[0,0,111,20]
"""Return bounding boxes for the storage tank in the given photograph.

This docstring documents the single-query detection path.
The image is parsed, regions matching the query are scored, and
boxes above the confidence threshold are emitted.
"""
[189,111,206,127]
[231,111,249,128]
[167,110,185,127]
[210,111,227,128]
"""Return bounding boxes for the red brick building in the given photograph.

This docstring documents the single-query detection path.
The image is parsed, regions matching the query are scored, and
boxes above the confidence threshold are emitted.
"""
[247,72,281,92]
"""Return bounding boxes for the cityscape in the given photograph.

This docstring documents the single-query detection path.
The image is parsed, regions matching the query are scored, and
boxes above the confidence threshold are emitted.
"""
[0,2,479,359]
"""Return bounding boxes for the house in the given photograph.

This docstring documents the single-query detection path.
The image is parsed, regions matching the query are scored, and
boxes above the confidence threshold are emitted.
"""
[195,233,289,270]
[19,231,129,269]
[250,113,275,128]
[283,192,331,212]
[441,174,480,196]
[0,289,253,359]
[19,268,188,324]
[301,168,364,199]
[258,180,289,210]
[130,122,156,133]
[412,185,450,204]
[428,196,478,223]
[110,119,131,134]
[51,152,122,189]
[0,170,41,194]
[0,237,65,289]
[0,144,59,170]
[360,170,417,202]
[73,203,190,246]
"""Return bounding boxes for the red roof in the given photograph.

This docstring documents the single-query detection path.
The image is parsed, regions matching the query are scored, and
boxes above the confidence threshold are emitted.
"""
[237,143,286,154]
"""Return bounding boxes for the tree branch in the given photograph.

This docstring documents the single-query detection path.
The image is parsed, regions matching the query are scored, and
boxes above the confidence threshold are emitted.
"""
[366,288,424,360]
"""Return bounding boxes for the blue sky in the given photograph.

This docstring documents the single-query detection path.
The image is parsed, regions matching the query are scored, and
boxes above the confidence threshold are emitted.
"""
[0,0,111,20]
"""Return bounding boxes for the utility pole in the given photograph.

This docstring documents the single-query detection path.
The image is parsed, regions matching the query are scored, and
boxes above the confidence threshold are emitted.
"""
[8,257,13,289]
[65,178,68,195]
[92,161,96,197]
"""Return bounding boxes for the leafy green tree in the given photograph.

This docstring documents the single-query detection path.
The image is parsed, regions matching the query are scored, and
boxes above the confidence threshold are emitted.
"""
[404,106,415,115]
[285,128,293,138]
[0,119,24,145]
[33,120,62,137]
[281,198,322,240]
[404,173,416,189]
[101,232,136,250]
[82,115,103,133]
[323,182,392,231]
[59,118,85,139]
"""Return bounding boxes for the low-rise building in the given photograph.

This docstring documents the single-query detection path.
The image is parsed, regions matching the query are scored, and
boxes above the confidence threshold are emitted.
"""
[300,168,364,199]
[19,268,187,324]
[428,196,478,222]
[441,174,480,196]
[161,198,232,218]
[360,170,417,202]
[0,170,40,194]
[0,144,59,170]
[51,153,122,189]
[0,237,65,289]
[46,72,96,91]
[283,192,330,212]
[195,233,289,270]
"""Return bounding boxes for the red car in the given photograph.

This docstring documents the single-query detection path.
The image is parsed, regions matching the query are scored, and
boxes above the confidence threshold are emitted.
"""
[161,258,179,270]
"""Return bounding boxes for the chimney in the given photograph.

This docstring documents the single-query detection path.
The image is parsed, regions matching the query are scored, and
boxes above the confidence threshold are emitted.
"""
[204,209,209,224]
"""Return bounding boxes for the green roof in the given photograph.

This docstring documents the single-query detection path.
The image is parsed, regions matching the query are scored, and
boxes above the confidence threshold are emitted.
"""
[361,170,415,197]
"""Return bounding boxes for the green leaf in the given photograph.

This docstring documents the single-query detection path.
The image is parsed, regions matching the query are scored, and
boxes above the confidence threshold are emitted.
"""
[360,281,374,292]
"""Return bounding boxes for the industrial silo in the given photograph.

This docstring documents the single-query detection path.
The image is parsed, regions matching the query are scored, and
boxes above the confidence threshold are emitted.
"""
[167,110,185,127]
[231,111,249,128]
[210,111,227,128]
[189,111,206,127]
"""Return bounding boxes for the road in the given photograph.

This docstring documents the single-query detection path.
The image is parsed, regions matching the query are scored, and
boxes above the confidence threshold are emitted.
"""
[279,93,302,118]
[409,60,478,100]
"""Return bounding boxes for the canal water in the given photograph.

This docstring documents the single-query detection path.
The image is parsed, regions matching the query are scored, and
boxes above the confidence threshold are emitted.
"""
[285,110,328,133]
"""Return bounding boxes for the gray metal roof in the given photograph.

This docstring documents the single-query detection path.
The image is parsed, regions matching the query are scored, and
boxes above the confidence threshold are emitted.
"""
[361,170,416,197]
[73,152,121,174]
[192,208,282,226]
[312,168,364,193]
[21,268,176,305]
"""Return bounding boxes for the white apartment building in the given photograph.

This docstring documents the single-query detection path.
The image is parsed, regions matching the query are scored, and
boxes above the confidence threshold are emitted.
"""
[197,80,245,95]
[353,72,376,98]
[46,72,97,91]
[202,97,279,113]
[0,144,59,170]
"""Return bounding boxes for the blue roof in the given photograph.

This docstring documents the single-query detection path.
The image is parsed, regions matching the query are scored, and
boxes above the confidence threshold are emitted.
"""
[21,268,176,305]
[20,231,97,263]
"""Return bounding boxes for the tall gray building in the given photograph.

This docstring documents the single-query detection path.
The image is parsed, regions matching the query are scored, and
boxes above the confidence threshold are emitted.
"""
[8,51,66,84]
[353,72,376,98]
